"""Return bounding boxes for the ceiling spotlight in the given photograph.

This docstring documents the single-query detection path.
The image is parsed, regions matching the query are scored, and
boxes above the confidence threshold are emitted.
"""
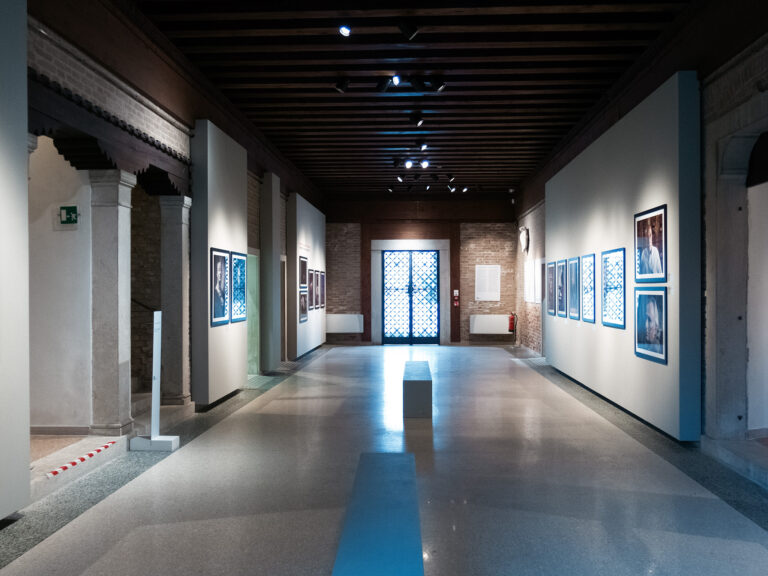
[462,187,469,193]
[420,159,429,169]
[417,140,428,151]
[405,159,413,169]
[334,79,349,94]
[426,185,431,190]
[377,78,392,92]
[448,185,455,193]
[397,175,404,183]
[387,187,393,193]
[398,22,420,41]
[435,81,447,93]
[448,174,455,182]
[410,113,424,127]
[339,26,351,37]
[508,187,516,194]
[392,75,401,87]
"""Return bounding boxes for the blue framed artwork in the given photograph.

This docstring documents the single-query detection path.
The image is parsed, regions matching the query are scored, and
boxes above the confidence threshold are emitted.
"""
[601,248,625,329]
[635,287,667,364]
[568,257,580,320]
[546,262,556,316]
[634,204,667,283]
[210,248,230,326]
[581,254,596,324]
[556,260,567,318]
[230,251,247,323]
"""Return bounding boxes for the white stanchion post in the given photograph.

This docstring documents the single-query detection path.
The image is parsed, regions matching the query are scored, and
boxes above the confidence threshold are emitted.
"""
[130,311,180,452]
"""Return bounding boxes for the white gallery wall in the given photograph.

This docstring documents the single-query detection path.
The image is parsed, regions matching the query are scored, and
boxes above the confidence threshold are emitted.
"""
[29,137,92,431]
[191,120,248,405]
[544,72,701,441]
[747,181,768,432]
[287,193,326,359]
[0,0,29,519]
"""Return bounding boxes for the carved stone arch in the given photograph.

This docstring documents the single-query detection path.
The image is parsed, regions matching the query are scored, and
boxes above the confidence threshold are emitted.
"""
[136,165,184,197]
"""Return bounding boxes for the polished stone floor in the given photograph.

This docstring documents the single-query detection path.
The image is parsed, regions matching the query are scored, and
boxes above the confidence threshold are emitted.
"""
[4,346,768,575]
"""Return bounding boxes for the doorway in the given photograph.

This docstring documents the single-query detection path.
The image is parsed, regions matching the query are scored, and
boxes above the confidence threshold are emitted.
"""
[382,250,439,344]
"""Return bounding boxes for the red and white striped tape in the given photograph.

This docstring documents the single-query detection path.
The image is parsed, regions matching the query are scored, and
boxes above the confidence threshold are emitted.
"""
[46,441,117,479]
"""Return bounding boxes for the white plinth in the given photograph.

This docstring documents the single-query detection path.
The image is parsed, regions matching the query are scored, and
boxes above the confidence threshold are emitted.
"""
[129,435,179,452]
[403,361,432,418]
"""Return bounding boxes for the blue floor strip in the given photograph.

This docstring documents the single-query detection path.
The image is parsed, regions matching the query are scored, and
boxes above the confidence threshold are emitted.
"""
[332,452,424,576]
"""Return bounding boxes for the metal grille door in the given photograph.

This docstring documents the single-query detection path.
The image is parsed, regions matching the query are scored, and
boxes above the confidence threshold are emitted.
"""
[383,250,439,344]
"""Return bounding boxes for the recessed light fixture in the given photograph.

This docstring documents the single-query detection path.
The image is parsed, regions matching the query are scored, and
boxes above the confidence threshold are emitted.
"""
[420,160,429,169]
[448,174,455,182]
[462,186,469,193]
[426,185,431,190]
[410,113,424,127]
[339,26,351,37]
[334,79,349,94]
[392,75,401,87]
[397,175,404,183]
[405,160,413,169]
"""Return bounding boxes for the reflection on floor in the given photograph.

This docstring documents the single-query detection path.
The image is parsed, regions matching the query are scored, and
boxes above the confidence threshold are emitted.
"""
[3,345,768,576]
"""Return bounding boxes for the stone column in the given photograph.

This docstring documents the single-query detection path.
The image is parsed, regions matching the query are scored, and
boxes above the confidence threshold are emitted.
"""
[159,195,192,405]
[260,172,282,373]
[90,170,135,436]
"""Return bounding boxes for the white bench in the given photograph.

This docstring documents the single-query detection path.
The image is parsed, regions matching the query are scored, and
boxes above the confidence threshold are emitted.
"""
[469,314,510,334]
[403,361,432,418]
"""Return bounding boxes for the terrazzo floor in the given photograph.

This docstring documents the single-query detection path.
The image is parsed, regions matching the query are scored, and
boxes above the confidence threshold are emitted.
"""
[3,345,768,575]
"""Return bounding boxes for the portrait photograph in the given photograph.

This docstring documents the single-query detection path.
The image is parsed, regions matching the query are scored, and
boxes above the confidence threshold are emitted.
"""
[299,256,308,289]
[635,204,666,282]
[546,262,555,316]
[581,254,596,324]
[601,248,625,329]
[320,271,326,308]
[308,270,315,310]
[556,260,567,318]
[314,269,321,308]
[299,291,308,323]
[635,287,667,364]
[210,248,230,327]
[568,257,580,320]
[230,252,247,323]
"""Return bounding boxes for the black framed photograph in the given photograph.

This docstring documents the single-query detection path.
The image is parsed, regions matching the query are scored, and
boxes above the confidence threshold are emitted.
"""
[320,271,326,308]
[299,256,308,289]
[314,269,321,308]
[556,259,567,318]
[210,248,230,326]
[568,257,580,320]
[546,262,555,316]
[308,269,315,310]
[299,291,308,323]
[230,251,247,323]
[635,204,667,283]
[635,287,667,364]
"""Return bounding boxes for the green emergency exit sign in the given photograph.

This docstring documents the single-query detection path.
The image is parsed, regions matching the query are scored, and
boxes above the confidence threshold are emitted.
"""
[60,206,78,225]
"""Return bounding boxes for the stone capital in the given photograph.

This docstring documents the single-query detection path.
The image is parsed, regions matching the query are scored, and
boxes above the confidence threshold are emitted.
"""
[90,170,135,209]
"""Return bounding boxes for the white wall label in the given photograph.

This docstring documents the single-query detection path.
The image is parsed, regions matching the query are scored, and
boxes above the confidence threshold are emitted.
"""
[475,264,501,301]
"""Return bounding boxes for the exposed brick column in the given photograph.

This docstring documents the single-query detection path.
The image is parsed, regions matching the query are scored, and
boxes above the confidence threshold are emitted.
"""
[90,170,135,436]
[159,195,192,405]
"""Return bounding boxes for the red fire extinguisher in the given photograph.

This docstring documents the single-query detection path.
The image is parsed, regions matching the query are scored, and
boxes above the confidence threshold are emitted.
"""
[508,313,517,334]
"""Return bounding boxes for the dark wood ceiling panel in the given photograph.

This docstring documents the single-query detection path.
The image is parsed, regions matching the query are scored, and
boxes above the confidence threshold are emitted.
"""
[135,0,693,200]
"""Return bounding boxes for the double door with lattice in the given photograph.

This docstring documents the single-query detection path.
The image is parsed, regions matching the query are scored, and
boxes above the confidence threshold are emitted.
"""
[383,250,439,344]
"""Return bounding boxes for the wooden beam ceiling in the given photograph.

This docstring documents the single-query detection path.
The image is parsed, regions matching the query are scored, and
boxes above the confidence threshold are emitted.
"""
[135,0,693,200]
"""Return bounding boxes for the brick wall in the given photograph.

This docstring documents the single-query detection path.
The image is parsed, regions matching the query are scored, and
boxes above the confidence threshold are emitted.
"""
[515,203,545,353]
[247,172,260,250]
[280,192,288,257]
[459,223,518,342]
[28,20,190,159]
[130,186,161,391]
[326,223,362,343]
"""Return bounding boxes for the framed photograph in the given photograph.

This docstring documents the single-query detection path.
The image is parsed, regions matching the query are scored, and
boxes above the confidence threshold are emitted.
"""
[210,248,230,326]
[581,254,596,324]
[635,287,667,364]
[556,260,567,318]
[601,248,625,329]
[546,262,556,316]
[308,269,315,310]
[299,291,308,323]
[230,251,247,323]
[568,257,580,320]
[299,256,308,289]
[314,269,321,308]
[635,204,667,282]
[320,271,326,308]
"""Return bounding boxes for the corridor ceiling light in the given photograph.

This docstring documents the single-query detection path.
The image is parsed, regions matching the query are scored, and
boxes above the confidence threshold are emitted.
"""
[334,79,349,94]
[410,113,424,127]
[448,174,455,182]
[397,175,404,182]
[405,159,413,169]
[398,22,420,41]
[420,159,429,169]
[339,26,351,37]
[392,75,401,86]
